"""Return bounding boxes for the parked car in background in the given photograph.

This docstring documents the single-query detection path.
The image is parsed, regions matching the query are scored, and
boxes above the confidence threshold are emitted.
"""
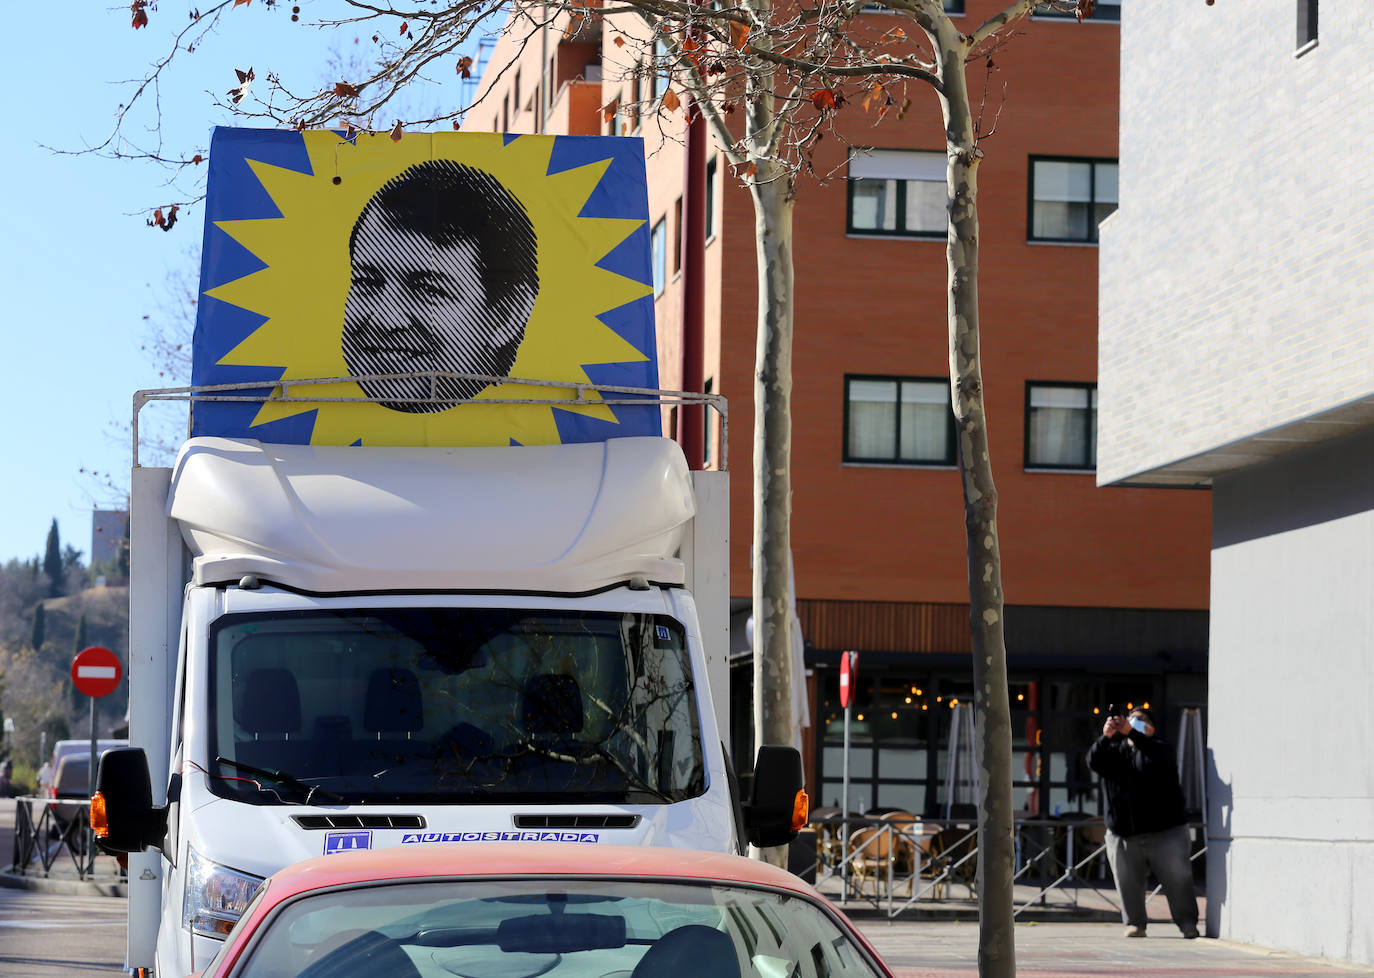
[191,843,892,978]
[47,739,127,797]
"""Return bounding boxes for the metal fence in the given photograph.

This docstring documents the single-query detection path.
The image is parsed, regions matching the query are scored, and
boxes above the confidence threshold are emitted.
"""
[10,796,102,880]
[799,814,1205,920]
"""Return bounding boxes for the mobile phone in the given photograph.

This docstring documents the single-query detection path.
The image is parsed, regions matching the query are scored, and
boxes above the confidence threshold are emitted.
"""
[1106,703,1122,717]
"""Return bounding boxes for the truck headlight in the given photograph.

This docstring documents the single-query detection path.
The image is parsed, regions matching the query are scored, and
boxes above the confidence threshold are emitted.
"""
[183,848,264,938]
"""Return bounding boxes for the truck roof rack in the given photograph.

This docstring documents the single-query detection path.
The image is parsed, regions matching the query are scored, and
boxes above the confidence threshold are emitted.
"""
[133,373,728,469]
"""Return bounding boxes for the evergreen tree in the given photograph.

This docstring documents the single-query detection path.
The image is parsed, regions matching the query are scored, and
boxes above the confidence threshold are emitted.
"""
[61,544,84,593]
[30,603,46,651]
[73,612,88,654]
[116,517,130,577]
[42,519,62,598]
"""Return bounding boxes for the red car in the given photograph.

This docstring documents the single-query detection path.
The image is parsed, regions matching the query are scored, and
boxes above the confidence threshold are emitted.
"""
[192,843,893,978]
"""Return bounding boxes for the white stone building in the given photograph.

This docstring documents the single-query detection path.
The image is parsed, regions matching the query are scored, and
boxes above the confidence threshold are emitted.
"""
[1098,1,1372,964]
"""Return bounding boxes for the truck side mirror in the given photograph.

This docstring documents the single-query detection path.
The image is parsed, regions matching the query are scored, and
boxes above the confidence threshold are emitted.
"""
[742,745,808,849]
[91,748,168,855]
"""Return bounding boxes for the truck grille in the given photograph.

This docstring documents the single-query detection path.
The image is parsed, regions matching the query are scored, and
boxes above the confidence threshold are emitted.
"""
[513,814,641,829]
[292,814,426,830]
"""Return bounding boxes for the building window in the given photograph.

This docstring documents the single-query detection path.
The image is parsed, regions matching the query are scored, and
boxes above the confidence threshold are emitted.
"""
[844,376,956,465]
[864,1,964,13]
[502,95,509,133]
[651,218,667,297]
[673,197,683,273]
[631,61,643,131]
[513,70,521,116]
[1028,157,1118,243]
[705,156,717,240]
[847,149,947,237]
[1034,0,1120,20]
[652,38,669,100]
[1025,383,1097,470]
[1297,1,1318,50]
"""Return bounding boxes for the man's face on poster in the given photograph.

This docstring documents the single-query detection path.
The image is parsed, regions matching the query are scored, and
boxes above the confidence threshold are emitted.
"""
[341,165,538,413]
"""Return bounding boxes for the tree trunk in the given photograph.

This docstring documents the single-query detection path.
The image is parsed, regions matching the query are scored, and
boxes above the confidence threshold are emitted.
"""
[750,162,797,868]
[933,23,1016,978]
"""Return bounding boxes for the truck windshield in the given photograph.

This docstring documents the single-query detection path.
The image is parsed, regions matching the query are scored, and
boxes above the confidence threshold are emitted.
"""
[207,608,704,806]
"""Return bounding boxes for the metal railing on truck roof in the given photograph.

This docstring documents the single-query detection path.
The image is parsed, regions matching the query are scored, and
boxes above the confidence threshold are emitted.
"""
[132,373,728,470]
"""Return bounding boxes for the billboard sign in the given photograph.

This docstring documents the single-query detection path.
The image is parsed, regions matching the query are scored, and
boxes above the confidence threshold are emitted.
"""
[193,128,660,447]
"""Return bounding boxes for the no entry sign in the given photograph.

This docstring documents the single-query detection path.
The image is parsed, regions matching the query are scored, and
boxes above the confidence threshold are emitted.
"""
[72,646,122,698]
[839,650,858,709]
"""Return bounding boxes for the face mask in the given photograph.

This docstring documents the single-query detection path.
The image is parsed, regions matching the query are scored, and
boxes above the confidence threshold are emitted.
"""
[1129,716,1150,735]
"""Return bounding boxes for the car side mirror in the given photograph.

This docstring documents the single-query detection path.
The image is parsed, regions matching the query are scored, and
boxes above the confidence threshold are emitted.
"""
[742,745,808,849]
[91,748,168,855]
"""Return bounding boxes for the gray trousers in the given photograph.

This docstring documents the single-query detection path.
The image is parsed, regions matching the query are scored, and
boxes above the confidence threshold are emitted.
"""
[1104,824,1199,930]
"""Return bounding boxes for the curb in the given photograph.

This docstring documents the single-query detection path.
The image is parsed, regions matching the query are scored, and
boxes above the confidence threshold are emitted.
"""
[0,866,128,898]
[835,904,1119,923]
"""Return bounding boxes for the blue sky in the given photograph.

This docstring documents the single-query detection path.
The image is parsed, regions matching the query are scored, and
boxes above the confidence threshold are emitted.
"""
[0,4,479,564]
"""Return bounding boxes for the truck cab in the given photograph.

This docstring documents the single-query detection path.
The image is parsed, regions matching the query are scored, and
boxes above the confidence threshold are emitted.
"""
[104,432,802,977]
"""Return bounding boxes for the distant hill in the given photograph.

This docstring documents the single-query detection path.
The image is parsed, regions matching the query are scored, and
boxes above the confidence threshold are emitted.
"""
[36,585,130,729]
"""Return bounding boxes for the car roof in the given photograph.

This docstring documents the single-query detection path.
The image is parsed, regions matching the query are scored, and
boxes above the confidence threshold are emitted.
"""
[265,843,820,902]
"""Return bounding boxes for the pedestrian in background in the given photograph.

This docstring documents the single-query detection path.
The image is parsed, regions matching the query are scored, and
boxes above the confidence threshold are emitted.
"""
[0,759,12,798]
[1087,706,1200,939]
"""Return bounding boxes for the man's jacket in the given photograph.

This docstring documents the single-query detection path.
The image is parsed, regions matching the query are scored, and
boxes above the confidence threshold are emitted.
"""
[1086,730,1188,837]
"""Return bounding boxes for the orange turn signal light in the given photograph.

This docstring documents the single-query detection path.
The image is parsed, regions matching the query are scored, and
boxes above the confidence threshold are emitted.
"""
[791,788,810,832]
[90,792,109,839]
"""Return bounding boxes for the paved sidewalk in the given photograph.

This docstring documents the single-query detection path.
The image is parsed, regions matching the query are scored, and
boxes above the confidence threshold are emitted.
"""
[856,919,1374,978]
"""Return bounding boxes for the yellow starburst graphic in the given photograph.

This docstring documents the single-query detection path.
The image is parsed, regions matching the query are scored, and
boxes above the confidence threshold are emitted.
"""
[205,131,651,446]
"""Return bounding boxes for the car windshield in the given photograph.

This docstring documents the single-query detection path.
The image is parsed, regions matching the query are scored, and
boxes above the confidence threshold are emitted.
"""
[228,878,885,978]
[208,608,704,805]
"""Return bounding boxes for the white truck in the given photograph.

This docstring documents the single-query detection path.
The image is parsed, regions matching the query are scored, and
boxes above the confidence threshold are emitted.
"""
[95,386,804,978]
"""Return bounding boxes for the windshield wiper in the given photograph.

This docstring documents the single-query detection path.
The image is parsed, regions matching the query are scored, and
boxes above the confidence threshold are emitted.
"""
[214,756,343,805]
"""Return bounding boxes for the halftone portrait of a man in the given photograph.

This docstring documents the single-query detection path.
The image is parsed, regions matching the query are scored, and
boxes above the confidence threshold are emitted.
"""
[342,160,540,413]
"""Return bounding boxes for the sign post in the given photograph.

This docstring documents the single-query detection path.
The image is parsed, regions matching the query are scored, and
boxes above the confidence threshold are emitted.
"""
[839,650,857,895]
[72,646,122,874]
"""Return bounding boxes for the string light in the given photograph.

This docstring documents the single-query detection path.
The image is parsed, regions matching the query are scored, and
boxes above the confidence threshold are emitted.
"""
[1142,701,1150,710]
[936,696,943,703]
[915,687,923,696]
[891,712,898,720]
[921,704,928,711]
[1092,707,1101,715]
[1016,693,1025,702]
[904,696,912,704]
[856,714,865,722]
[949,698,959,707]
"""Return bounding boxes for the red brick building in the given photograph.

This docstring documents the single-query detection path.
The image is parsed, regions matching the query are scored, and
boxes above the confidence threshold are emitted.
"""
[469,0,1210,818]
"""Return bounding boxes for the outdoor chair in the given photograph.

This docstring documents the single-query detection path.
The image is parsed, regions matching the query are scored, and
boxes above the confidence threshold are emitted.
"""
[848,825,913,900]
[926,826,979,900]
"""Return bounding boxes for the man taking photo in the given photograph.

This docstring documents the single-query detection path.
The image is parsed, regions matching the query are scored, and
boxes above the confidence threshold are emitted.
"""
[1087,706,1200,940]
